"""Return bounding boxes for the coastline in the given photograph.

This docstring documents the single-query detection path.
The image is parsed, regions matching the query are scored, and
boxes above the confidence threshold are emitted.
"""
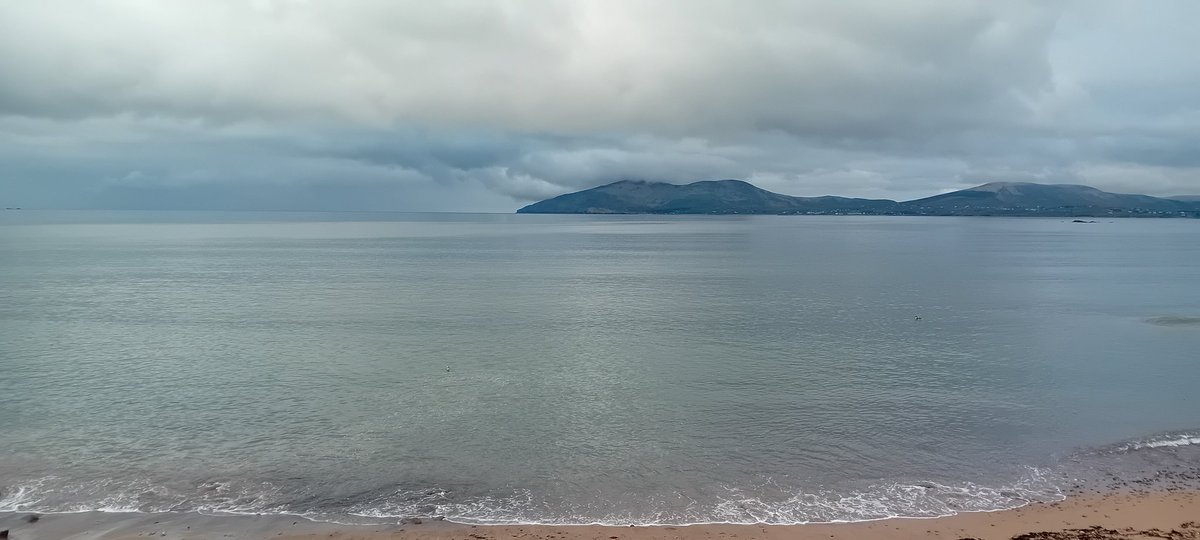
[3,490,1195,540]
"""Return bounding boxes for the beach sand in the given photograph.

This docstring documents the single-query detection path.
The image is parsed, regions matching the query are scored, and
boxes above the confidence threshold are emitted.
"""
[1,491,1195,540]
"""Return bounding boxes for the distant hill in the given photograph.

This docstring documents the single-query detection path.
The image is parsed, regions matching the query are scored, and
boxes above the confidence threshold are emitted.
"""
[517,180,1200,217]
[900,182,1196,216]
[517,179,897,215]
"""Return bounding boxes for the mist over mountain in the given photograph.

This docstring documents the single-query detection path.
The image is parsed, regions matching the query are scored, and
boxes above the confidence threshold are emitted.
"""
[517,180,1200,217]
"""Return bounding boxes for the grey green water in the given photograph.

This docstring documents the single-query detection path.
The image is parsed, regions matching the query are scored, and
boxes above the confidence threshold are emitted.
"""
[1,212,1198,524]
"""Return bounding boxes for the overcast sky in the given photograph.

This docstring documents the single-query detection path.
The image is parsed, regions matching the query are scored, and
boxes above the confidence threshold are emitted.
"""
[2,1,1198,211]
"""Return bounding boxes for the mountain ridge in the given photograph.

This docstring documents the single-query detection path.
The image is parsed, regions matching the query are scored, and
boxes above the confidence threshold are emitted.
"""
[517,180,1200,217]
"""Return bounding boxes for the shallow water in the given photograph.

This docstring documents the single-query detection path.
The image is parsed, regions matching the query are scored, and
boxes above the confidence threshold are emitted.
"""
[1,212,1198,524]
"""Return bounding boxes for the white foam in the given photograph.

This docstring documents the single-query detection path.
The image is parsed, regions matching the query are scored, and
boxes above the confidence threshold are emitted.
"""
[1121,433,1200,451]
[0,468,1066,527]
[334,468,1063,526]
[0,477,51,512]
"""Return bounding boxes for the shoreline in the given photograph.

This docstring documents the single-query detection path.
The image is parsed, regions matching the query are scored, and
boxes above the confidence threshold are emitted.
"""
[2,490,1196,540]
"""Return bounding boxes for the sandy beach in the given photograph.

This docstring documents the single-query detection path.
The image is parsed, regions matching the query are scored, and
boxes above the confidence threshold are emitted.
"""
[1,490,1195,540]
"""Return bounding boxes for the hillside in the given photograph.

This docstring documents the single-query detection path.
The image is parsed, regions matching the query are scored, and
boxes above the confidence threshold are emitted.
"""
[518,180,1200,217]
[900,182,1194,215]
[516,180,896,214]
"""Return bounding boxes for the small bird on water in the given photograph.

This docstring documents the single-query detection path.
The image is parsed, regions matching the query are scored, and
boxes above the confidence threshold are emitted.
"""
[445,365,451,372]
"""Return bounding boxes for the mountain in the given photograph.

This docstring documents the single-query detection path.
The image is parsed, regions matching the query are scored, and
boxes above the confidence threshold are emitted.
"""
[899,182,1197,216]
[517,180,1200,217]
[1168,195,1200,202]
[516,179,897,215]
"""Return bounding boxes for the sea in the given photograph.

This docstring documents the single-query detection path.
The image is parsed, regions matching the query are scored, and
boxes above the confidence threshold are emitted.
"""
[1,211,1198,526]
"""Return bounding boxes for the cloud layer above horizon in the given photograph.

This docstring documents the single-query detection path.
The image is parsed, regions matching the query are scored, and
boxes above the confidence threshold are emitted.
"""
[2,0,1198,211]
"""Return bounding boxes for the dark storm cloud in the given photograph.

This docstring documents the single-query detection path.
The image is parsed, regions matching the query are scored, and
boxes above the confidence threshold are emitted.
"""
[1,1,1198,210]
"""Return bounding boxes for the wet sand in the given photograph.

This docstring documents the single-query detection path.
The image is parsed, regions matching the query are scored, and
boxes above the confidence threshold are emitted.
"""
[1,491,1196,540]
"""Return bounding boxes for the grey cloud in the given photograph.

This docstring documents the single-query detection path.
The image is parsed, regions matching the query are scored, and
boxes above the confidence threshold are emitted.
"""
[0,1,1060,138]
[0,1,1198,209]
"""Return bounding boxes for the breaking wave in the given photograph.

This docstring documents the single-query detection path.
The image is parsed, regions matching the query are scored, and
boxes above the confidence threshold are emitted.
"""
[0,471,1061,526]
[1114,431,1200,451]
[4,430,1198,526]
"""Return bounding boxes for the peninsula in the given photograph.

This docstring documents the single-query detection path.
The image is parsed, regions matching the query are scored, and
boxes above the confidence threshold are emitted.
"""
[517,180,1200,217]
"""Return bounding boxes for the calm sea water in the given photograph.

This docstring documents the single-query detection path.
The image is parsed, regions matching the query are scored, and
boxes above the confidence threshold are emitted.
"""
[1,211,1198,524]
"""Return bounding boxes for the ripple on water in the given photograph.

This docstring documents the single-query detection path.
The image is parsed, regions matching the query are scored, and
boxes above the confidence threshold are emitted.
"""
[1144,316,1200,327]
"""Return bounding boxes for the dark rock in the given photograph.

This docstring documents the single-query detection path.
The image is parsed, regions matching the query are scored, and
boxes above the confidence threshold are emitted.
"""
[1,529,8,539]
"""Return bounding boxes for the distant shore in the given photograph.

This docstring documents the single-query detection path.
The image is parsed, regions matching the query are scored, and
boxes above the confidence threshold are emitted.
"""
[3,490,1196,540]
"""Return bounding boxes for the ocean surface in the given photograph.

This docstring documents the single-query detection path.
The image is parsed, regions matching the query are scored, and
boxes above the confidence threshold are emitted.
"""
[1,211,1198,525]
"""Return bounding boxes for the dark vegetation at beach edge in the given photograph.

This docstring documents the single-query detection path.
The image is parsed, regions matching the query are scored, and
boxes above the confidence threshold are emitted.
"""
[517,180,1200,217]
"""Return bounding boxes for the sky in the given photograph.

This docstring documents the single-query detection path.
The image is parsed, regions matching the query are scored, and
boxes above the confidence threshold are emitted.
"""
[2,1,1199,212]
